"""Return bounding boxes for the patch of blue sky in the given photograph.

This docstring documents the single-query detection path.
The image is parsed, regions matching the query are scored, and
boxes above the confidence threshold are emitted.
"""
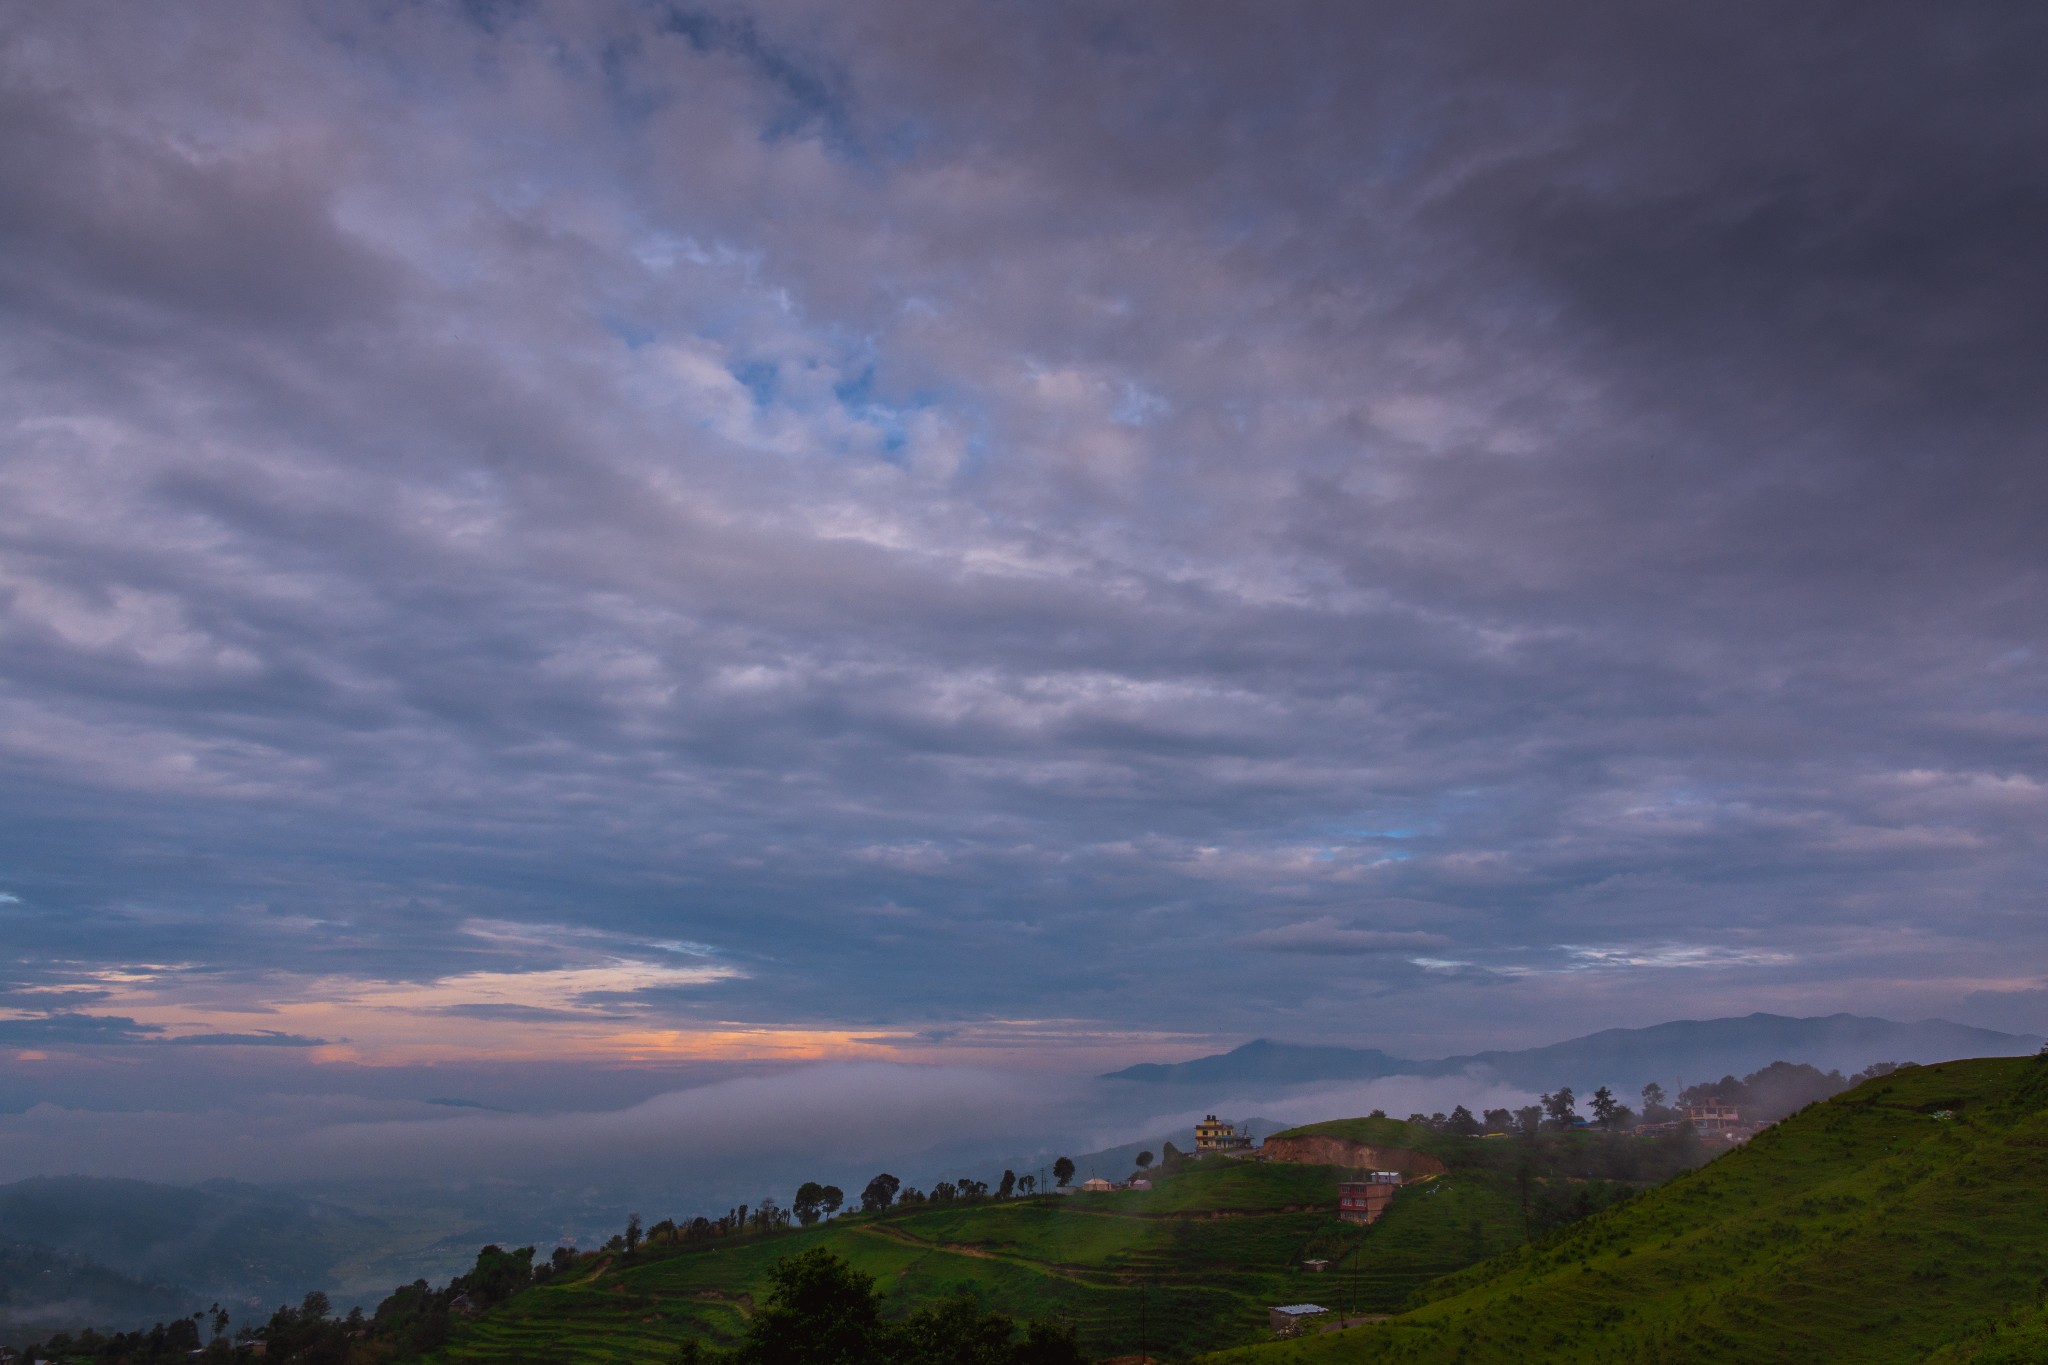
[846,400,922,465]
[600,313,659,350]
[1113,382,1170,428]
[822,365,947,464]
[733,359,779,406]
[832,365,877,408]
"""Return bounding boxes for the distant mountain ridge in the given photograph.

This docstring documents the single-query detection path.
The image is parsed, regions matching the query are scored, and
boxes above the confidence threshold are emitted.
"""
[1106,1039,1411,1087]
[0,1175,411,1338]
[1103,1012,2042,1092]
[0,1240,192,1340]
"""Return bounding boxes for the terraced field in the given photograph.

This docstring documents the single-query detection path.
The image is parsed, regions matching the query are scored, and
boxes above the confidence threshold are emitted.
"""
[424,1137,1540,1363]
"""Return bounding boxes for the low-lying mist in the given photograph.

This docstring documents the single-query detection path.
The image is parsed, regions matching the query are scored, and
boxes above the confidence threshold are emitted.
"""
[0,1061,1537,1226]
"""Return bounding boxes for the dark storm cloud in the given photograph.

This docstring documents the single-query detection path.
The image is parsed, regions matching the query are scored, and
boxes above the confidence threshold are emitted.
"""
[1,0,2046,1128]
[0,1014,164,1046]
[0,1013,323,1047]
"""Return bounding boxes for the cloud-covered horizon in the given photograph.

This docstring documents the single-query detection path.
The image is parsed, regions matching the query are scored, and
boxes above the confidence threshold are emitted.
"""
[0,1057,1536,1202]
[3,0,2047,1144]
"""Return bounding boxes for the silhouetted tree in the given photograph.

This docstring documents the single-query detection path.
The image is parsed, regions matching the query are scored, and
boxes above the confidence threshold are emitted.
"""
[728,1248,887,1364]
[1447,1104,1479,1136]
[1541,1087,1578,1128]
[463,1244,537,1306]
[1052,1156,1075,1186]
[1010,1319,1087,1364]
[626,1213,644,1254]
[1590,1086,1623,1127]
[1134,1150,1154,1169]
[695,1249,1087,1365]
[896,1294,1016,1362]
[861,1173,901,1212]
[998,1169,1017,1198]
[1483,1107,1513,1133]
[1018,1174,1036,1195]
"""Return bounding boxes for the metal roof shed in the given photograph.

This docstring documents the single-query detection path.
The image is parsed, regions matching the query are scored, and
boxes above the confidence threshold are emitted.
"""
[1269,1303,1329,1336]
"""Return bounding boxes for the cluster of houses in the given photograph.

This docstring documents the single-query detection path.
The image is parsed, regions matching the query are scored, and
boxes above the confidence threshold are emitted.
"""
[1057,1175,1152,1193]
[1173,1116,1420,1339]
[1634,1101,1769,1146]
[1176,1104,1771,1339]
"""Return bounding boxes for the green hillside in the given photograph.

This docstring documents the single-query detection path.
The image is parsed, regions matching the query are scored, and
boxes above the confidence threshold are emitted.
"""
[1264,1117,1444,1149]
[422,1117,1672,1364]
[1202,1053,2048,1364]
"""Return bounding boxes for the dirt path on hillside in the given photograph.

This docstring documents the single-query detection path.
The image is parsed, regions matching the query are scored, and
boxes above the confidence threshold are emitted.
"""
[1037,1203,1321,1221]
[857,1224,1112,1286]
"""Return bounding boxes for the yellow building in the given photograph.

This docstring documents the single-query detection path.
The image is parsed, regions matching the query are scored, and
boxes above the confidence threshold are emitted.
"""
[1195,1114,1253,1152]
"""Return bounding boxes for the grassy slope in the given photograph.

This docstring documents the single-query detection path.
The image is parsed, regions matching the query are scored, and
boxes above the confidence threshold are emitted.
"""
[1263,1118,1449,1149]
[1924,1302,2048,1365]
[1202,1055,2048,1365]
[425,1122,1544,1364]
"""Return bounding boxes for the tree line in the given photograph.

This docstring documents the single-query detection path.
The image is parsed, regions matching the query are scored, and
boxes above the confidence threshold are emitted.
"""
[1385,1058,1914,1139]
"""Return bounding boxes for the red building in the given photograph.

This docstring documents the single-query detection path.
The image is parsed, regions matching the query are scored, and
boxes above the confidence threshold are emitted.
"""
[1337,1178,1399,1224]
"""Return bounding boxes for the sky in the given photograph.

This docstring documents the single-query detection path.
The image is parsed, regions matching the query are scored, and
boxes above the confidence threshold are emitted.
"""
[2,1,2047,1182]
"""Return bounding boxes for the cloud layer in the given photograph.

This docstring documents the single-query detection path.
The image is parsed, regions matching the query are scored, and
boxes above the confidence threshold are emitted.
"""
[1,0,2046,1133]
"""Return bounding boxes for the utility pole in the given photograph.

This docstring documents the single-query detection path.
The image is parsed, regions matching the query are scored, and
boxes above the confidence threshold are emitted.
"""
[1349,1234,1358,1323]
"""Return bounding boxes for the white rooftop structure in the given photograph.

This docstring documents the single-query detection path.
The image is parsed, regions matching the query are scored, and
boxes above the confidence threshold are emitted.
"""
[1269,1303,1330,1336]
